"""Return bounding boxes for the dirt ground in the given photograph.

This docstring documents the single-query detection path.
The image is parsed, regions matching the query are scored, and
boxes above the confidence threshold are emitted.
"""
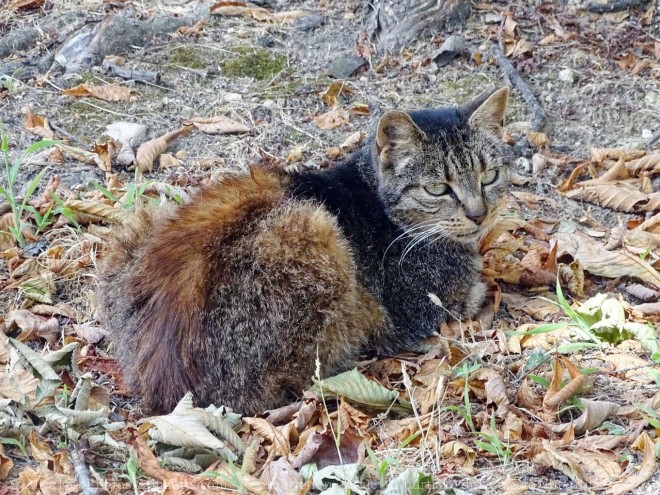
[1,0,659,494]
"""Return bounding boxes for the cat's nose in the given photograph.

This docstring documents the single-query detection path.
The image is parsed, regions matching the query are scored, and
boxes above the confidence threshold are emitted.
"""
[466,207,487,225]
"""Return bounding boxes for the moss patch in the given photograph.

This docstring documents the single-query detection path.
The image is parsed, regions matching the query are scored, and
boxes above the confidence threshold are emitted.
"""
[169,46,207,69]
[221,48,287,81]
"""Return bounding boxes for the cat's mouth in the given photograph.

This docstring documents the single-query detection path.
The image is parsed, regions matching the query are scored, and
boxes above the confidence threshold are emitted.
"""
[452,229,480,242]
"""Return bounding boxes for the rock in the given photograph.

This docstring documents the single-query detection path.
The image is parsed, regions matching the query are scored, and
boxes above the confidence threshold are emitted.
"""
[515,156,532,173]
[258,35,276,48]
[558,68,577,84]
[293,13,325,31]
[431,35,469,67]
[328,55,367,79]
[223,92,242,102]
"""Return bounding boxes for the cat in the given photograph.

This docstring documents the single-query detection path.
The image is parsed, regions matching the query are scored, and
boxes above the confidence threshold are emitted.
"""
[97,87,510,415]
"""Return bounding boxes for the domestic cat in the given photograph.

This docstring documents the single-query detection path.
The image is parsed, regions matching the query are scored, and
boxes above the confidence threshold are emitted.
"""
[97,87,510,415]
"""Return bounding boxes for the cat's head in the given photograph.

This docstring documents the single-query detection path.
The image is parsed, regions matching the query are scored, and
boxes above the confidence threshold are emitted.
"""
[374,87,511,245]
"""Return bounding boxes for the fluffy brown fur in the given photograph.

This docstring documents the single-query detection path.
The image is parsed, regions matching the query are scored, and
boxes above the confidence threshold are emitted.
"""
[98,168,388,414]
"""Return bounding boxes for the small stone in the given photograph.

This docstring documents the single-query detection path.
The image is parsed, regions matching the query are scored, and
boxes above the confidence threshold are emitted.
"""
[558,68,576,83]
[293,13,324,31]
[328,55,367,79]
[642,129,653,140]
[258,35,276,48]
[515,156,531,173]
[431,35,469,67]
[223,92,242,102]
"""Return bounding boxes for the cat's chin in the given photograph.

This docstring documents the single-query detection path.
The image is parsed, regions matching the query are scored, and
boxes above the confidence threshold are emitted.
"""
[450,230,480,244]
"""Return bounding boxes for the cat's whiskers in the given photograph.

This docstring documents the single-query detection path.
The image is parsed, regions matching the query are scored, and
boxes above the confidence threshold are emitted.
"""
[382,219,439,262]
[399,225,450,266]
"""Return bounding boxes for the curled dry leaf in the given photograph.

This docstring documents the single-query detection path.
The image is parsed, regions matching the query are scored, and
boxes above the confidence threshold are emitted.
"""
[543,355,586,418]
[534,441,621,492]
[5,309,59,343]
[56,143,105,170]
[340,131,364,153]
[551,399,621,435]
[183,116,251,135]
[136,126,191,173]
[23,109,55,140]
[440,440,476,468]
[555,231,660,289]
[0,214,16,251]
[285,146,304,165]
[322,81,354,107]
[626,283,660,302]
[590,147,645,163]
[62,83,134,102]
[64,199,128,224]
[605,432,656,495]
[313,107,350,130]
[177,19,205,36]
[527,131,549,147]
[243,417,291,457]
[625,153,660,175]
[564,184,660,213]
[259,458,303,495]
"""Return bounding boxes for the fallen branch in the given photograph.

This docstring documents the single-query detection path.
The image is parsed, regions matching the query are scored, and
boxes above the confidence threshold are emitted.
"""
[491,45,545,133]
[68,443,100,495]
[585,0,650,13]
[104,61,162,85]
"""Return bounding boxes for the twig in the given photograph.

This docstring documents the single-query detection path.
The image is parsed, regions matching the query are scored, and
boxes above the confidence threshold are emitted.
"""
[103,61,162,85]
[50,122,90,150]
[491,45,546,133]
[585,0,650,13]
[68,443,100,495]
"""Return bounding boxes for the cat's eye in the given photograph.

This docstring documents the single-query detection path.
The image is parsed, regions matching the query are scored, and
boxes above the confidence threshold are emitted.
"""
[481,169,499,186]
[423,183,450,196]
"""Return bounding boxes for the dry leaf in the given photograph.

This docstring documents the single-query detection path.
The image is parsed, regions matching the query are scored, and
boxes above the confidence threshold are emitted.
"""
[313,107,349,130]
[259,458,303,495]
[183,116,251,135]
[340,131,364,153]
[177,19,205,36]
[209,1,252,16]
[0,213,16,251]
[551,399,621,435]
[625,153,660,175]
[322,82,354,107]
[534,441,621,491]
[606,432,656,495]
[62,84,134,102]
[243,417,291,457]
[440,440,476,468]
[555,231,660,289]
[604,354,657,383]
[286,146,304,165]
[136,127,191,173]
[64,199,128,224]
[527,131,549,147]
[543,355,586,418]
[23,109,55,139]
[591,148,645,163]
[565,184,660,213]
[56,143,105,169]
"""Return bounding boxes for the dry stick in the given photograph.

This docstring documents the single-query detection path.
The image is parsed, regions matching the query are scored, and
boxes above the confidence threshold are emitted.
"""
[50,122,90,150]
[585,0,650,13]
[68,444,100,495]
[491,45,546,134]
[103,61,161,85]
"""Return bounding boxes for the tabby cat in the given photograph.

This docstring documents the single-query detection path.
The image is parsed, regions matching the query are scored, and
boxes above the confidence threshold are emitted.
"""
[97,87,510,415]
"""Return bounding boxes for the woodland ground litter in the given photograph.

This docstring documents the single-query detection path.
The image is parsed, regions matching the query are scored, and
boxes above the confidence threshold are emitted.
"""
[1,0,660,494]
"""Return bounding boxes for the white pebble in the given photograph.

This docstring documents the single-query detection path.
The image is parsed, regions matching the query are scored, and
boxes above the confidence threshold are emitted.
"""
[558,68,576,84]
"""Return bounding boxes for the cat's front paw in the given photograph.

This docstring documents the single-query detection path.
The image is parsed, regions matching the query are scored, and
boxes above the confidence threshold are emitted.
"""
[463,281,487,318]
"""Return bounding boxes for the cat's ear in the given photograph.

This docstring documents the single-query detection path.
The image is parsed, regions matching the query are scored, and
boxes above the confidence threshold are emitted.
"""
[376,111,427,170]
[464,87,509,137]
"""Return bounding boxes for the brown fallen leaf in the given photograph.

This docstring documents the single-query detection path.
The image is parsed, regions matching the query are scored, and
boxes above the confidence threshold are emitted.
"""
[340,131,364,153]
[543,355,586,418]
[259,458,303,495]
[591,147,645,163]
[604,354,657,384]
[0,444,12,481]
[183,116,251,135]
[313,107,349,130]
[626,153,660,175]
[209,1,253,16]
[551,399,621,435]
[606,432,656,495]
[555,231,660,289]
[177,19,205,36]
[440,440,476,468]
[534,441,621,492]
[5,309,59,343]
[136,126,191,173]
[565,184,660,213]
[0,213,17,251]
[63,199,128,224]
[56,143,105,170]
[243,417,291,457]
[62,83,135,102]
[321,81,354,107]
[527,131,549,147]
[23,109,55,140]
